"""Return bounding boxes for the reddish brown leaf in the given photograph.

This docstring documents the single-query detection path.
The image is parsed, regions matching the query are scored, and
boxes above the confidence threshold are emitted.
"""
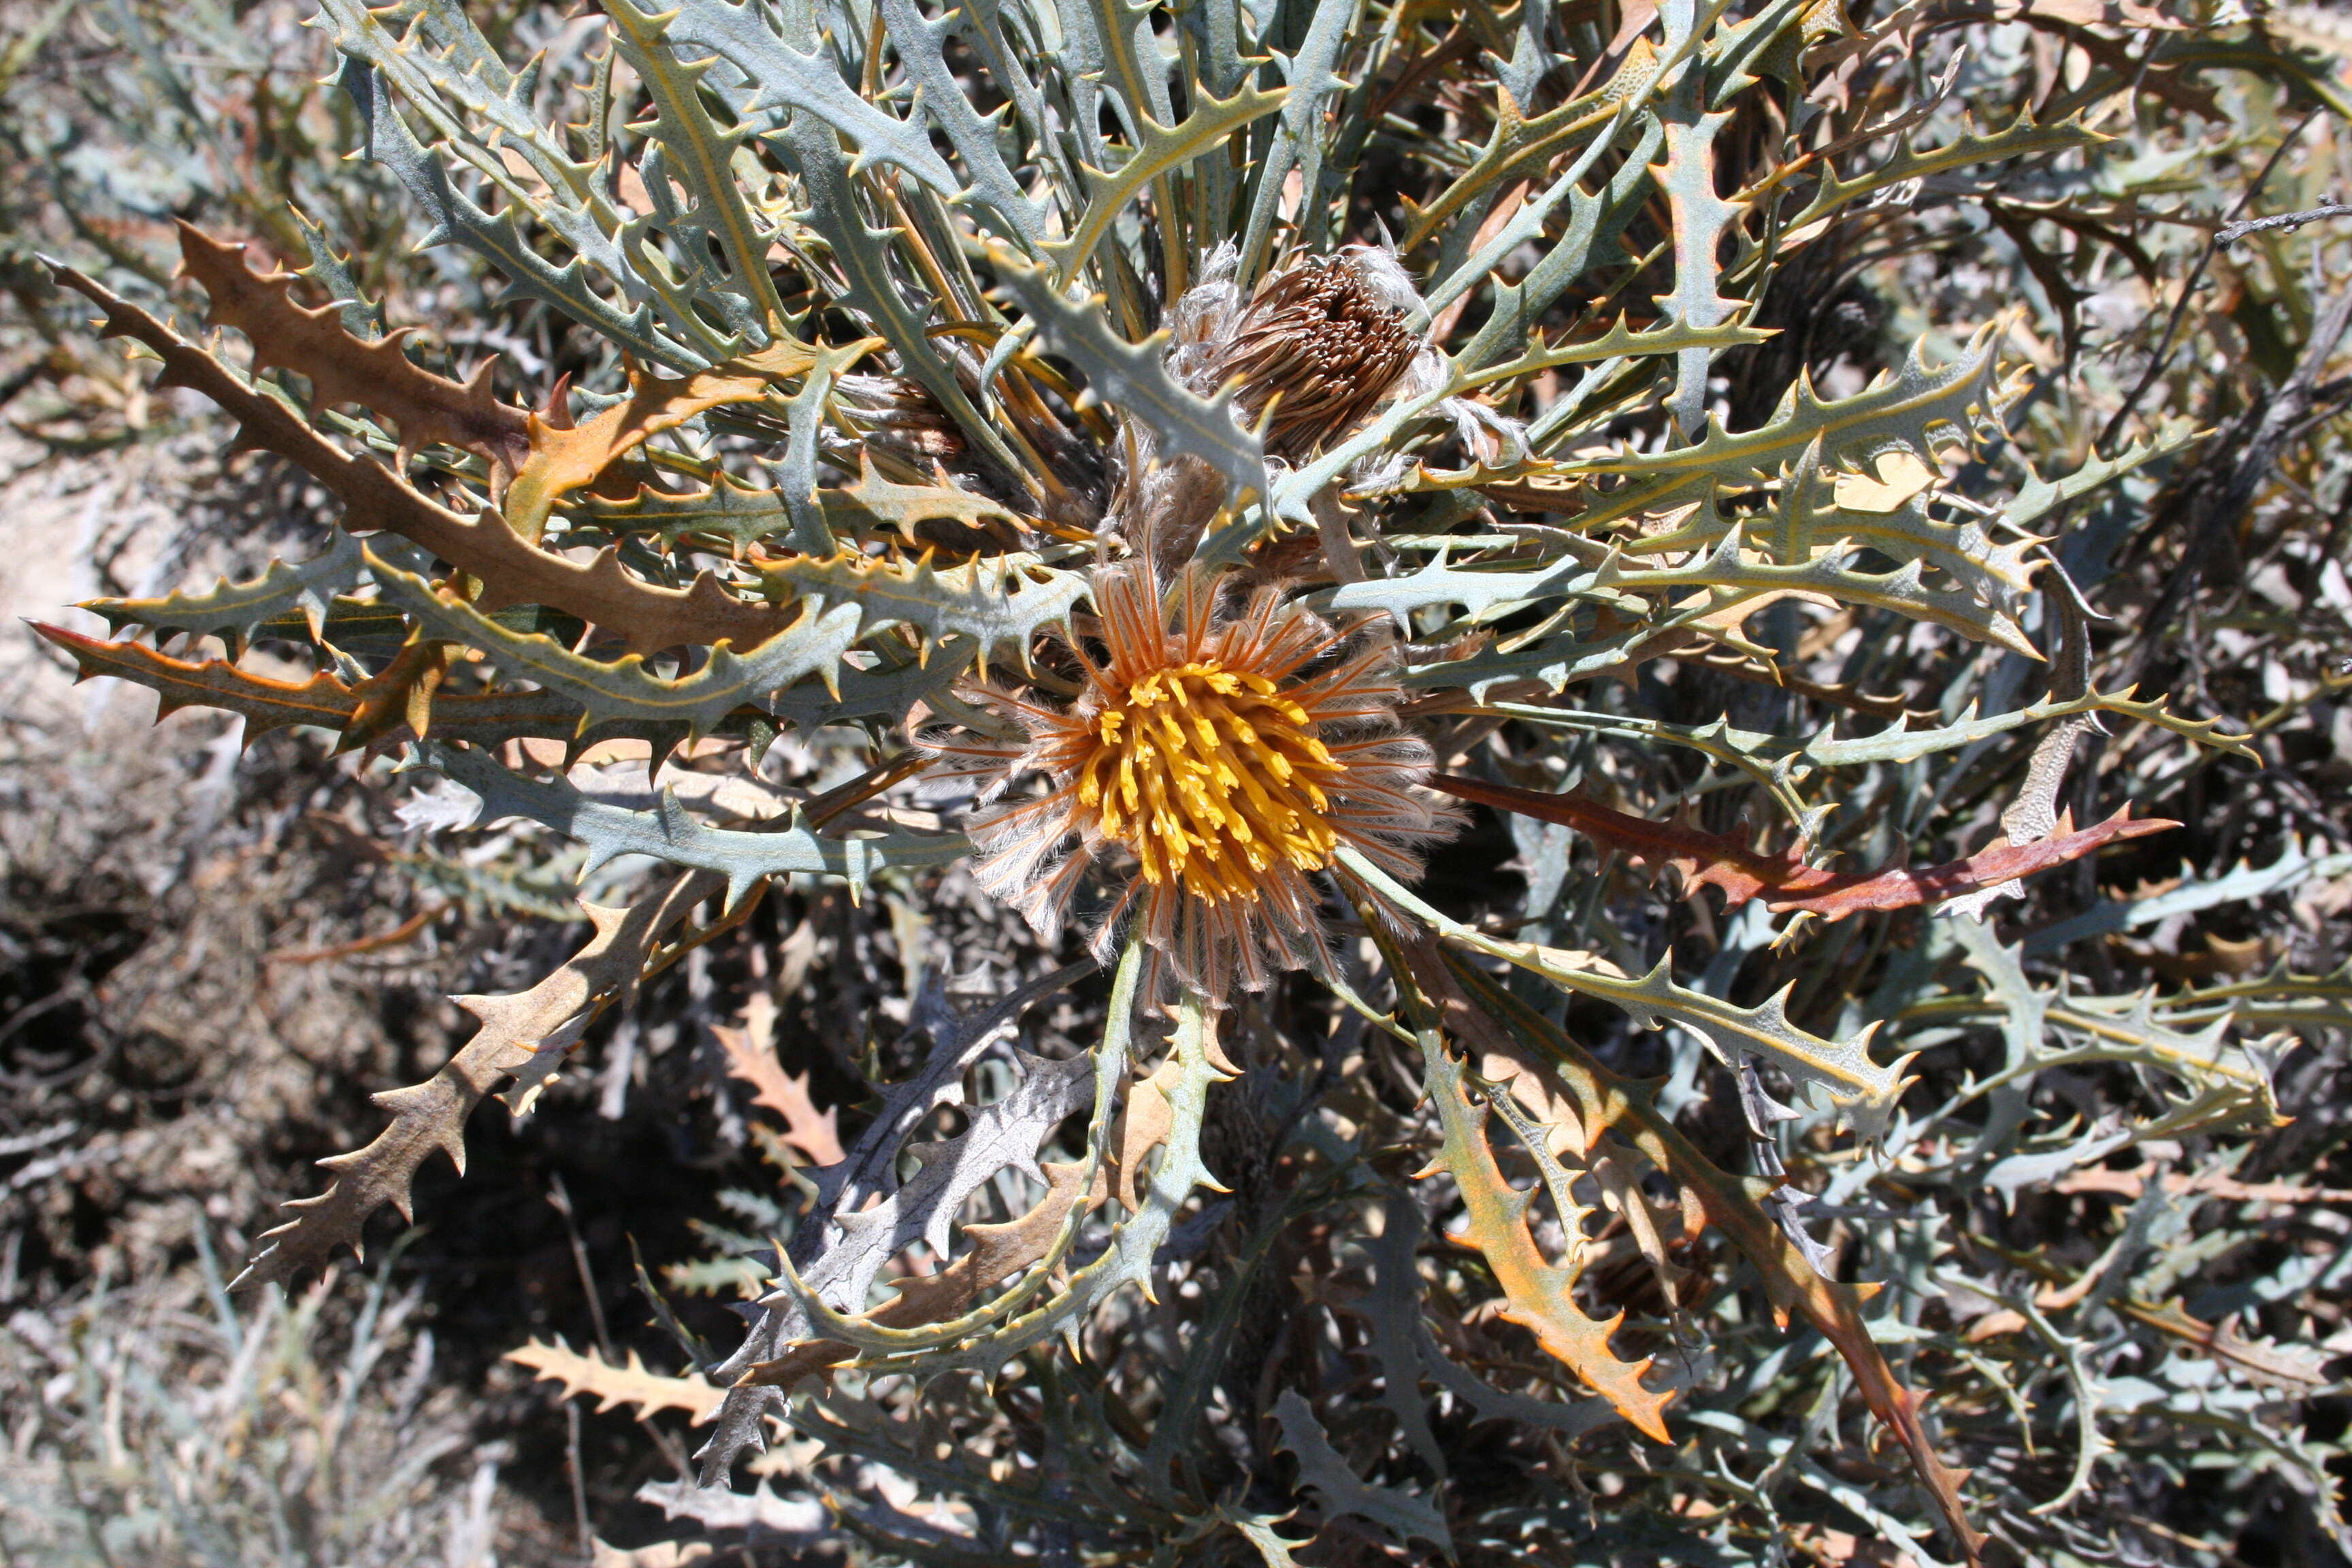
[35,621,361,739]
[176,223,533,477]
[31,624,696,751]
[48,260,795,656]
[1433,772,2176,921]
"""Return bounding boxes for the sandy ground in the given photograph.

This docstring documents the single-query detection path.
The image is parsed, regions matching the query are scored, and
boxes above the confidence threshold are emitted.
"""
[0,425,222,732]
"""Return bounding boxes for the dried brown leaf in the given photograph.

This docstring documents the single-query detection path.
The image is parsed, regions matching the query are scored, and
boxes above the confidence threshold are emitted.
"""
[48,260,796,655]
[1109,1051,1184,1216]
[234,875,715,1288]
[713,993,845,1166]
[176,223,532,476]
[507,1337,727,1423]
[1435,772,2175,921]
[2117,1298,2332,1391]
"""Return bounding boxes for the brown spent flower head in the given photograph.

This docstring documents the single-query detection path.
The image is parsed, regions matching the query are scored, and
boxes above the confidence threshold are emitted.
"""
[925,562,1464,994]
[1174,245,1428,461]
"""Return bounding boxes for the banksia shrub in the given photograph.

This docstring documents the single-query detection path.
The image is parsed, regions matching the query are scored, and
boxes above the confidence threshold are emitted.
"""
[24,0,2352,1561]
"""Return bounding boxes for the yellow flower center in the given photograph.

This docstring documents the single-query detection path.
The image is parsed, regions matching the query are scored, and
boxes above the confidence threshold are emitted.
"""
[1076,659,1345,901]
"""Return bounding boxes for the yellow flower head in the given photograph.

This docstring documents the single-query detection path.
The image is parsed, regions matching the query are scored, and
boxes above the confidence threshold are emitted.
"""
[925,561,1463,994]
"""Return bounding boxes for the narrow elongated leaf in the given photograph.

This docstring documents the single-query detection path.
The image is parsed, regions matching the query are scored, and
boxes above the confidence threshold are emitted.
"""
[1343,847,1916,1145]
[426,741,968,911]
[659,0,964,192]
[237,877,715,1287]
[50,261,798,655]
[1652,108,1744,433]
[36,623,362,739]
[1418,1032,1673,1438]
[1433,773,2178,922]
[1044,83,1288,287]
[1272,1390,1452,1551]
[176,223,532,472]
[1434,956,1987,1565]
[82,532,366,647]
[990,245,1267,504]
[506,1339,727,1424]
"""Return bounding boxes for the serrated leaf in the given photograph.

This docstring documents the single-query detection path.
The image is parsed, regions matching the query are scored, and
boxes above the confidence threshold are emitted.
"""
[578,458,1030,554]
[1350,1193,1446,1471]
[1343,847,1916,1146]
[35,623,363,740]
[1428,956,1987,1564]
[1235,0,1354,274]
[49,261,797,655]
[2001,423,2200,533]
[771,1047,1098,1341]
[1460,315,1778,391]
[747,1160,1096,1390]
[374,546,1049,733]
[1801,685,2256,770]
[713,992,844,1165]
[2021,836,2332,954]
[751,550,1083,654]
[874,0,1051,249]
[1419,1034,1672,1439]
[507,1338,727,1424]
[576,474,796,552]
[1627,464,2040,623]
[1220,1509,1309,1567]
[697,960,1100,1477]
[1369,519,2040,662]
[1043,82,1287,287]
[1323,538,1588,625]
[1943,926,2283,1129]
[425,740,968,912]
[766,943,1142,1363]
[237,879,714,1287]
[604,0,789,338]
[1563,326,2019,527]
[832,986,1235,1388]
[1433,773,2178,924]
[82,532,367,649]
[989,244,1267,505]
[372,550,862,733]
[503,337,836,542]
[658,0,963,193]
[763,105,1027,477]
[332,54,714,370]
[815,455,1032,540]
[1652,107,1744,433]
[1271,1389,1452,1551]
[1404,84,1646,254]
[176,223,532,472]
[35,619,768,756]
[1452,114,1667,376]
[1780,107,2107,240]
